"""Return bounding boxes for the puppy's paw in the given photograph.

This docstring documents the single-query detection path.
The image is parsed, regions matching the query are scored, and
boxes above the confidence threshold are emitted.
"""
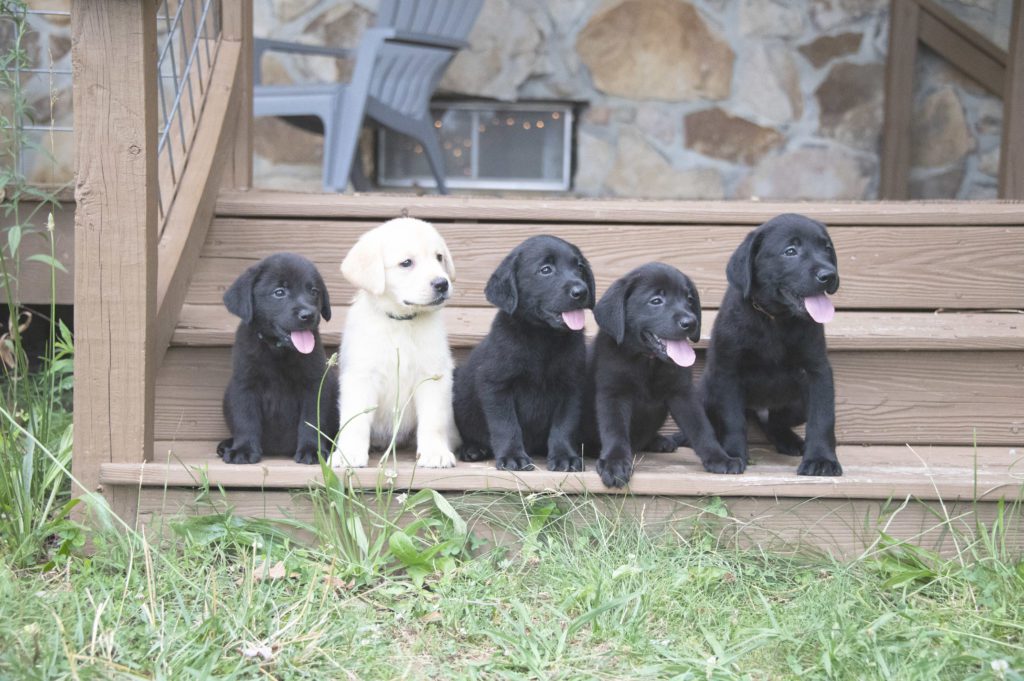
[417,446,457,469]
[644,434,679,453]
[459,444,493,462]
[596,456,633,488]
[769,429,804,457]
[547,450,583,473]
[797,455,842,477]
[329,448,369,468]
[216,438,233,457]
[293,442,323,465]
[495,451,535,471]
[701,450,746,475]
[220,441,262,465]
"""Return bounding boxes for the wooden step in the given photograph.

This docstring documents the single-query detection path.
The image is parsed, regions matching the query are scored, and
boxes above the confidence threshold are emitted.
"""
[155,346,1023,446]
[188,217,1024,310]
[173,303,1024,351]
[101,442,1022,502]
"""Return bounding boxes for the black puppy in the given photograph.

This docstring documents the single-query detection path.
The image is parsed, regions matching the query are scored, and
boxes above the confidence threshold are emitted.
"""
[218,253,339,465]
[585,263,744,487]
[700,213,842,476]
[454,235,595,472]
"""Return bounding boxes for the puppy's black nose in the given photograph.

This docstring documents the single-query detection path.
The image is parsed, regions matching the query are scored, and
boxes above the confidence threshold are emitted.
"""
[816,269,838,288]
[569,284,586,300]
[297,308,316,322]
[432,278,449,294]
[678,315,697,332]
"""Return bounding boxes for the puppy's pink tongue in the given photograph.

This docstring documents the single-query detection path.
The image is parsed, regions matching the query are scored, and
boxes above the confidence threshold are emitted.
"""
[562,309,585,331]
[290,330,315,354]
[665,339,696,367]
[804,294,835,324]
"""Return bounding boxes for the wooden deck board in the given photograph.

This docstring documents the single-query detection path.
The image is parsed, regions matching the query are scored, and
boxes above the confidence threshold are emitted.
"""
[215,191,1024,225]
[188,219,1024,310]
[154,347,1024,446]
[101,443,1023,502]
[173,304,1024,351]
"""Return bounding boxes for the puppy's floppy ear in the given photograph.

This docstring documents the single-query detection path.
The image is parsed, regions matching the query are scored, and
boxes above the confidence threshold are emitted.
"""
[439,234,457,282]
[223,262,260,324]
[687,280,702,344]
[341,228,385,295]
[579,252,597,309]
[594,275,631,345]
[316,270,332,321]
[820,222,840,294]
[485,250,519,314]
[726,227,762,300]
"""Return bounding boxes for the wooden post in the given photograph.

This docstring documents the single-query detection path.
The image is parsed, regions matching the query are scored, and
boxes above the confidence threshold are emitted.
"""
[880,0,920,200]
[72,1,159,526]
[222,0,253,189]
[999,0,1024,199]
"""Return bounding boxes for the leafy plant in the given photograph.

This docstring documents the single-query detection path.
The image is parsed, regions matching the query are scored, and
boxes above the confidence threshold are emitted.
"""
[0,0,78,568]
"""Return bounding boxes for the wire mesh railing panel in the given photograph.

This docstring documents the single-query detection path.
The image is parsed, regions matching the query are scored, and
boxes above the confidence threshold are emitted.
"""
[155,0,222,227]
[0,6,74,189]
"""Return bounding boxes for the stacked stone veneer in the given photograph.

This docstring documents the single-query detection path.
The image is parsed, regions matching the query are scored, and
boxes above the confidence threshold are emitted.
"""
[6,0,1011,200]
[250,0,1011,199]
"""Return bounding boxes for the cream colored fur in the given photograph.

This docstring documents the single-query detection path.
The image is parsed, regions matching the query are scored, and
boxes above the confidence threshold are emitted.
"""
[330,217,459,469]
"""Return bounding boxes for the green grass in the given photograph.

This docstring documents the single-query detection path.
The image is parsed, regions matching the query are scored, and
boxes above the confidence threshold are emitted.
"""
[0,494,1022,680]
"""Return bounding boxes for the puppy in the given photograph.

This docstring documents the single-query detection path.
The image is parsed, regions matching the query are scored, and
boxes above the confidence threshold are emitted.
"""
[330,217,459,469]
[584,263,744,487]
[218,253,338,465]
[454,235,595,472]
[700,213,842,476]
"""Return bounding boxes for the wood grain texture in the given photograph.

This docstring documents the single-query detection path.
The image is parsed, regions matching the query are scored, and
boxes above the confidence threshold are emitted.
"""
[103,443,1022,501]
[72,1,159,524]
[186,219,1024,309]
[1000,0,1024,199]
[221,0,252,190]
[881,0,920,200]
[172,304,1024,351]
[153,348,1024,445]
[215,191,1024,225]
[134,487,1024,559]
[154,39,243,367]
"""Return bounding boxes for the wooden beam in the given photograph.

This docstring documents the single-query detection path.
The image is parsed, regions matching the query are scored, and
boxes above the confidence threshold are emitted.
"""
[215,192,1024,225]
[880,0,920,200]
[100,444,1023,502]
[221,0,253,190]
[71,0,159,526]
[1000,0,1024,199]
[154,40,244,368]
[917,0,1005,97]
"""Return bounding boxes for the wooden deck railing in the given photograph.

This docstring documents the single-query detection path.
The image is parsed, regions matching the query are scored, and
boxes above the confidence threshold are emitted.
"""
[71,0,251,522]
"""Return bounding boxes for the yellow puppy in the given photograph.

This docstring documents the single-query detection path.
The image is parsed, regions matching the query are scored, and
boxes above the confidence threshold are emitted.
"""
[331,217,459,469]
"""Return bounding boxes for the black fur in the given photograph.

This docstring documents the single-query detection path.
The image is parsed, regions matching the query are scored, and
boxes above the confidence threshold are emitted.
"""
[453,235,595,472]
[699,213,842,476]
[584,263,744,487]
[218,253,339,465]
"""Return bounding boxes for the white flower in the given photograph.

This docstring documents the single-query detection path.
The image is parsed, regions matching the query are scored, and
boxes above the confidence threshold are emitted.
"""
[396,492,408,505]
[992,659,1010,677]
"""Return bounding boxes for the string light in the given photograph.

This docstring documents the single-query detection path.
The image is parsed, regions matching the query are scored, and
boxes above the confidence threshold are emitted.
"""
[536,121,544,129]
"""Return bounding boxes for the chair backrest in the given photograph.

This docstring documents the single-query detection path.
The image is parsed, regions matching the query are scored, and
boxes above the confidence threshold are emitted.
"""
[366,0,484,120]
[376,0,481,40]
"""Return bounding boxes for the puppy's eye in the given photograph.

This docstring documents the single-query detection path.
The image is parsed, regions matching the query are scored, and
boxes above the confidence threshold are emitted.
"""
[539,265,554,275]
[783,246,798,256]
[687,294,695,304]
[649,296,663,306]
[399,259,413,268]
[310,287,320,297]
[273,288,287,298]
[436,253,443,263]
[577,262,586,272]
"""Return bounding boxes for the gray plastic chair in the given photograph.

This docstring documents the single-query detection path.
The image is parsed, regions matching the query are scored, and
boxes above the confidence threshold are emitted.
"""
[253,0,483,194]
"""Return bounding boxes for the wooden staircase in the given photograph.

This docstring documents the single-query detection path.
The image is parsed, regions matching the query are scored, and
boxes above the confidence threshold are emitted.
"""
[100,192,1024,556]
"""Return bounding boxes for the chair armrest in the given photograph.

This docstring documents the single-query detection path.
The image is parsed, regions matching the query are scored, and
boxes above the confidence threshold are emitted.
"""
[370,28,469,52]
[253,38,356,84]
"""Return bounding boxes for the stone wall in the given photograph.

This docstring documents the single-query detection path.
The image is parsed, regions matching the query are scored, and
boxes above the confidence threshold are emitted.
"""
[5,0,1010,200]
[252,0,1010,200]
